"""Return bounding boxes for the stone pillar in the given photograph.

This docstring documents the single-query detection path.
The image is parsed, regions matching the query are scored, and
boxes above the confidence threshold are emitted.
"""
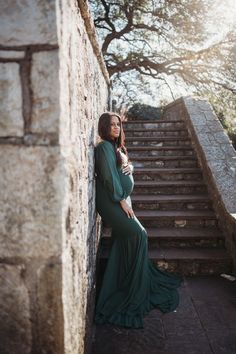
[0,1,109,353]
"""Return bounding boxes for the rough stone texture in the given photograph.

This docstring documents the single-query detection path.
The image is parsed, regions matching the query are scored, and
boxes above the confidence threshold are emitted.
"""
[34,259,64,353]
[0,145,63,259]
[183,96,236,214]
[0,63,24,137]
[77,0,110,83]
[57,1,108,353]
[0,0,109,352]
[0,264,32,354]
[164,97,236,274]
[0,1,57,46]
[0,50,25,59]
[31,50,60,134]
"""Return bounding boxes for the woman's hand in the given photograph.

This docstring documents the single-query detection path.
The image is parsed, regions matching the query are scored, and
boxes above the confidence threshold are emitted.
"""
[122,163,134,175]
[120,199,135,219]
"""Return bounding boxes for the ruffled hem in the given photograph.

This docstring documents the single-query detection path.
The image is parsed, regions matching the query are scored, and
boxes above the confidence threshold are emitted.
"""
[94,280,182,329]
[94,299,159,329]
[94,307,152,329]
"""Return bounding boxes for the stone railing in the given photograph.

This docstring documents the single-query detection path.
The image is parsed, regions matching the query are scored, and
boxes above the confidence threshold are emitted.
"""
[163,96,236,274]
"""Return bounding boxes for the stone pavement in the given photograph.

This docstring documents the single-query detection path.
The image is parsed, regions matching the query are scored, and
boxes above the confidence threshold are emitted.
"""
[91,276,236,354]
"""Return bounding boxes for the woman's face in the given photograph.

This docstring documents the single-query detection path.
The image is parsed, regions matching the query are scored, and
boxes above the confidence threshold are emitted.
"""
[109,115,121,140]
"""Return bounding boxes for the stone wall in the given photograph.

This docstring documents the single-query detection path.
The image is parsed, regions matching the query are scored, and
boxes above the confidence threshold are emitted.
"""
[164,97,236,273]
[0,1,109,353]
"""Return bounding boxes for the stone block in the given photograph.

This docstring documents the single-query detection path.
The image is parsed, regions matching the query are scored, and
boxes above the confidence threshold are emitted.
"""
[31,50,60,134]
[35,260,64,353]
[0,0,57,46]
[0,264,32,354]
[0,63,24,137]
[0,145,63,259]
[0,50,25,59]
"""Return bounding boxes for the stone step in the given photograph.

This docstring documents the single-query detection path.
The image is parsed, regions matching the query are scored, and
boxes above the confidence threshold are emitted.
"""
[133,167,202,181]
[123,119,185,129]
[132,155,198,168]
[125,128,187,132]
[133,180,208,195]
[125,128,188,137]
[127,146,193,150]
[135,210,217,228]
[124,126,188,133]
[149,248,232,275]
[135,209,216,219]
[126,136,192,146]
[132,194,211,202]
[127,146,195,157]
[133,155,196,161]
[99,247,232,275]
[123,119,184,123]
[131,194,212,211]
[102,226,224,248]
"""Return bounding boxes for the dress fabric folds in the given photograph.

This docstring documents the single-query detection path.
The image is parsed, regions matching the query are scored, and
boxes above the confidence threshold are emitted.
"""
[94,140,183,329]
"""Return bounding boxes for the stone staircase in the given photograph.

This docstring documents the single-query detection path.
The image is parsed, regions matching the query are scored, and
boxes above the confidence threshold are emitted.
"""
[99,118,232,275]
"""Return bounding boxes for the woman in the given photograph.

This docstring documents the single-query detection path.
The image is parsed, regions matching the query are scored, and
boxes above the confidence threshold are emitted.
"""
[94,112,182,329]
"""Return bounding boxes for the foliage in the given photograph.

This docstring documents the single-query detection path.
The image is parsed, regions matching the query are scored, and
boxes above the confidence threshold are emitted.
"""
[126,103,163,120]
[197,89,236,149]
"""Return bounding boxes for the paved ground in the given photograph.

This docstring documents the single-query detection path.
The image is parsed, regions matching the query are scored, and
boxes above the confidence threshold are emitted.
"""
[91,276,236,354]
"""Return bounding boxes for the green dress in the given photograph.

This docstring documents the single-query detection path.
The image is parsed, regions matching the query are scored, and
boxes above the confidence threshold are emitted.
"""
[94,140,183,329]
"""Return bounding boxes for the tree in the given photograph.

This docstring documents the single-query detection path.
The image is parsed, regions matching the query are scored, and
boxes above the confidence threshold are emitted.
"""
[89,0,236,106]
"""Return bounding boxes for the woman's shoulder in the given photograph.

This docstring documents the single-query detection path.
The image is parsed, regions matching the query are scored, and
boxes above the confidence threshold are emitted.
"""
[95,140,116,163]
[96,140,113,150]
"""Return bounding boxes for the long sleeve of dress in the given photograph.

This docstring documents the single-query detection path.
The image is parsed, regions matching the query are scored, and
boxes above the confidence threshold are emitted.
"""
[95,141,127,203]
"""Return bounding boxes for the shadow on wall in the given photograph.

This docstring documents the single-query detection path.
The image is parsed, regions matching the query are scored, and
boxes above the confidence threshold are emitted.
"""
[84,124,101,354]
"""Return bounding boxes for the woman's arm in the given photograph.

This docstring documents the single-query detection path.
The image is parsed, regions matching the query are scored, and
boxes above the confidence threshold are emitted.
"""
[95,141,127,202]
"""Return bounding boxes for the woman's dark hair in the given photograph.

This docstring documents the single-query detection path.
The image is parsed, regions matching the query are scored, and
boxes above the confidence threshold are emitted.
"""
[98,112,128,166]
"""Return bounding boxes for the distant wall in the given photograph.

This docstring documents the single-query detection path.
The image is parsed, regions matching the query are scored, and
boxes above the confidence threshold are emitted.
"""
[0,1,109,353]
[164,96,236,273]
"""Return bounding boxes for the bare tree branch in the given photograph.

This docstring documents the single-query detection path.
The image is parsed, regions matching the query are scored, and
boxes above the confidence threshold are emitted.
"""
[90,0,236,102]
